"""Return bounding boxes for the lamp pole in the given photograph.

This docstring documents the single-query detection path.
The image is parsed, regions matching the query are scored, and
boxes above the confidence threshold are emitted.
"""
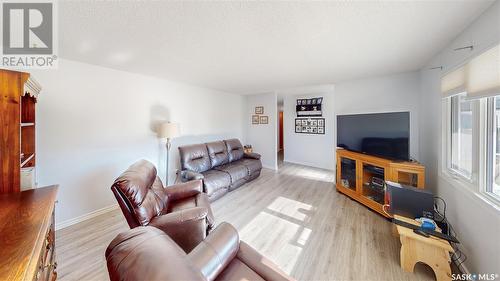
[159,122,179,186]
[166,138,171,185]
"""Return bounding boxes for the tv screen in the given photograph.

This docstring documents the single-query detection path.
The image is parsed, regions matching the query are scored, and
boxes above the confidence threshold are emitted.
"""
[336,112,410,161]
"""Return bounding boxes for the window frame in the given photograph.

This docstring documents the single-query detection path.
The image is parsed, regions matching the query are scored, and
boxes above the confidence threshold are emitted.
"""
[442,93,500,209]
[442,93,479,186]
[482,96,500,204]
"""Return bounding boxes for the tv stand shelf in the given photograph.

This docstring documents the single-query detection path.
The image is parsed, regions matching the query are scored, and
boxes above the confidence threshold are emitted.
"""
[336,148,425,218]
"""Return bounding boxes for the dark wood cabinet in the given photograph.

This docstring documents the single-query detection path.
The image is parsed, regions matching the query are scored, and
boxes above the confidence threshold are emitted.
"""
[0,69,40,193]
[336,149,425,218]
[0,186,58,280]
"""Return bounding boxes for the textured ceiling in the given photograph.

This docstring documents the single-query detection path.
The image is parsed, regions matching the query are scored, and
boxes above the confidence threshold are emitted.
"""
[59,1,495,94]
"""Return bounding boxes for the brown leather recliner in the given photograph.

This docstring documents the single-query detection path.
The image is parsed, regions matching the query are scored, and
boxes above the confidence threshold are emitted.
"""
[179,139,263,201]
[111,159,215,252]
[106,222,295,281]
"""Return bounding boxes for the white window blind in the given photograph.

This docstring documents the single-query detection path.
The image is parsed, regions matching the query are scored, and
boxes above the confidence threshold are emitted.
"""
[467,44,500,99]
[441,44,499,99]
[441,66,467,97]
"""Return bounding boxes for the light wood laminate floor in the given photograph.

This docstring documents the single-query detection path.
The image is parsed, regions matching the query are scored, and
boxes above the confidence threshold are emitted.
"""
[56,163,435,281]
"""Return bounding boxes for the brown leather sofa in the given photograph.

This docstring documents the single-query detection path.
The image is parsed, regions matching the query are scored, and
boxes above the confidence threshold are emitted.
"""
[179,139,262,201]
[106,222,294,281]
[111,160,215,252]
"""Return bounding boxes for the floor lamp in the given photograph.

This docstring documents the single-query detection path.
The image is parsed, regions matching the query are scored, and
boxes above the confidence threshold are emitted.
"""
[159,122,179,185]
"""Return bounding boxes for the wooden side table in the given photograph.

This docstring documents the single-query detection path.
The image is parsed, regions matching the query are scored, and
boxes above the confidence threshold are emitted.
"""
[394,215,454,281]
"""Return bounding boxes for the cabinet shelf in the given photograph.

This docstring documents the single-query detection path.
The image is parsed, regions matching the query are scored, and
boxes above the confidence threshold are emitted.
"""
[21,123,34,127]
[21,153,34,168]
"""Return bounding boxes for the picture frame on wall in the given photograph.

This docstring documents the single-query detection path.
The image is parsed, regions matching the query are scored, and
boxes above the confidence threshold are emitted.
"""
[252,115,260,124]
[294,118,325,135]
[255,106,264,114]
[260,115,269,124]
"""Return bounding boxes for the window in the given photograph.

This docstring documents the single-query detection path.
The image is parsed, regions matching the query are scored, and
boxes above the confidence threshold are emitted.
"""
[441,44,500,206]
[449,93,473,179]
[486,96,500,199]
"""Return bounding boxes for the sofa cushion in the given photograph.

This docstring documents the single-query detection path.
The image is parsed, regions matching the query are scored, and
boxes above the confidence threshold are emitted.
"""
[168,196,197,213]
[216,259,265,281]
[224,139,244,162]
[179,144,212,173]
[201,170,231,196]
[215,163,248,183]
[235,159,262,175]
[206,141,229,167]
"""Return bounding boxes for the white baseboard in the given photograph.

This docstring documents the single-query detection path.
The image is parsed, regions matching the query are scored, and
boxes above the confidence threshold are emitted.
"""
[56,204,119,231]
[283,159,334,171]
[262,164,277,170]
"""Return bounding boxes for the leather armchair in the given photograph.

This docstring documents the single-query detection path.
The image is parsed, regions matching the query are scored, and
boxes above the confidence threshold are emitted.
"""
[106,222,295,281]
[111,160,215,252]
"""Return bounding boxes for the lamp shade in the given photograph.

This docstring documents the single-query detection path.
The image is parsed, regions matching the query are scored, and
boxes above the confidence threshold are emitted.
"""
[159,122,179,139]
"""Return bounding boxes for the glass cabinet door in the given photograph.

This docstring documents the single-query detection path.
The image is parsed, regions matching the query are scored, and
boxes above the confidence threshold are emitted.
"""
[395,171,419,187]
[361,163,385,204]
[339,157,357,191]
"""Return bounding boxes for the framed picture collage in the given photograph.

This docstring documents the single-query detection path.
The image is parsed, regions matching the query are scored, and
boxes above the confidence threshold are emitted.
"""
[295,118,325,135]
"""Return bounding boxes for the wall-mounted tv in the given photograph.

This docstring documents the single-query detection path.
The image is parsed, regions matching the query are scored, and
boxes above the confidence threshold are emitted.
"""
[336,112,410,161]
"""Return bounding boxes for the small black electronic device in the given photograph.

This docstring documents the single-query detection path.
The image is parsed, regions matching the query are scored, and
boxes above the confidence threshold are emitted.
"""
[386,181,434,219]
[371,177,385,190]
[393,218,459,243]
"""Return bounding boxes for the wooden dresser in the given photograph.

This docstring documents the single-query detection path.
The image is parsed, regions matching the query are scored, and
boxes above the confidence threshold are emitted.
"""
[0,186,58,281]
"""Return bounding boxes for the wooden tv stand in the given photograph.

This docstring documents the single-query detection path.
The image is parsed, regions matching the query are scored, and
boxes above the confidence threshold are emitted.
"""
[336,149,425,218]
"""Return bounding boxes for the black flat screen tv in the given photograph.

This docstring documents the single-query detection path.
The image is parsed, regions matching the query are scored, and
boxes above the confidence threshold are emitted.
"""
[337,112,410,161]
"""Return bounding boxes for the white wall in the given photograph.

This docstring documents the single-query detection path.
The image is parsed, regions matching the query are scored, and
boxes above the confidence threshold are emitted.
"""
[334,72,421,161]
[245,93,278,170]
[282,88,335,170]
[419,1,500,273]
[31,59,245,225]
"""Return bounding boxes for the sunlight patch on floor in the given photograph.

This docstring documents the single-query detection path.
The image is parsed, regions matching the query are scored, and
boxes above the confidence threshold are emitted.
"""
[239,197,313,274]
[267,196,313,221]
[279,165,334,183]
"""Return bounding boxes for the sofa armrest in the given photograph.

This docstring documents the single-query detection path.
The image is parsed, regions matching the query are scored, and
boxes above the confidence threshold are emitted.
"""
[165,180,202,201]
[187,222,240,281]
[149,207,208,252]
[244,152,261,160]
[179,170,205,182]
[195,192,215,230]
[237,241,295,281]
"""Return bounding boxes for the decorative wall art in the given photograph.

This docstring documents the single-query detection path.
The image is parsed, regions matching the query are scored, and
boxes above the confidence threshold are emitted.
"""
[295,118,325,134]
[252,115,260,124]
[260,115,269,124]
[255,106,264,114]
[296,97,323,117]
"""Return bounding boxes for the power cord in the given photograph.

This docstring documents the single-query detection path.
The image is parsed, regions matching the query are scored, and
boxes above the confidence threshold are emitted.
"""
[433,196,468,272]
